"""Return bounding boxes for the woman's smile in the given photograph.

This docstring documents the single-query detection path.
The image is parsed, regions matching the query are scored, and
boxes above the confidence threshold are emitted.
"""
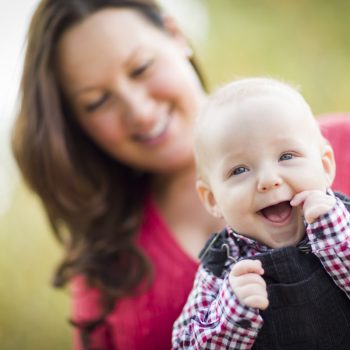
[133,108,173,145]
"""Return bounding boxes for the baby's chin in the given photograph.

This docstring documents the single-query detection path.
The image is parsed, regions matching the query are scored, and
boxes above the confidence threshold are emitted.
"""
[265,236,300,249]
[260,228,305,249]
[257,208,306,248]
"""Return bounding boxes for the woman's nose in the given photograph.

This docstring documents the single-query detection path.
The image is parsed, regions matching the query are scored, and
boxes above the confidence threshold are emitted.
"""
[257,170,282,192]
[121,86,155,129]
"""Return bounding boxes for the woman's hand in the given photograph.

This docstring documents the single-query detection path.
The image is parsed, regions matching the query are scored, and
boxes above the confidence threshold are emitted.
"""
[290,190,336,224]
[229,259,269,310]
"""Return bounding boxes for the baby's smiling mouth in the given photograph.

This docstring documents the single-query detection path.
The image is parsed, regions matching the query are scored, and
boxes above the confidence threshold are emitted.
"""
[258,201,292,224]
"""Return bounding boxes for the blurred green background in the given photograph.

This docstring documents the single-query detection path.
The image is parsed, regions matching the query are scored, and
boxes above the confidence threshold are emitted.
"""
[202,0,350,114]
[1,0,350,349]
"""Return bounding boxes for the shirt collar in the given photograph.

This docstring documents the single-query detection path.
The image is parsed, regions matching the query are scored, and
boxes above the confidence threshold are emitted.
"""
[226,225,310,253]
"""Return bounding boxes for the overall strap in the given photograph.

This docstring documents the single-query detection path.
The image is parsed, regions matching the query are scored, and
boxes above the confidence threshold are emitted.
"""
[199,228,235,277]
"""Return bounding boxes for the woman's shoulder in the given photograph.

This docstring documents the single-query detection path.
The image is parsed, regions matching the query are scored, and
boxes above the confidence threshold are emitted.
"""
[318,114,350,196]
[318,113,350,137]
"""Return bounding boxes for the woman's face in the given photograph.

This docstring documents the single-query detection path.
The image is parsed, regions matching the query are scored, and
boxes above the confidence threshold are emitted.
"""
[56,8,205,173]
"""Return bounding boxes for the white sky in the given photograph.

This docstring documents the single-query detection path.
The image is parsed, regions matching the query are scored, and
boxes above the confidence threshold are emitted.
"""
[0,0,208,216]
[0,0,39,215]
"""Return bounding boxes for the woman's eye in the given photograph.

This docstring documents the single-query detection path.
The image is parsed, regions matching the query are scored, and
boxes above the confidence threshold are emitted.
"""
[85,93,110,113]
[279,153,293,161]
[131,59,153,78]
[231,166,249,176]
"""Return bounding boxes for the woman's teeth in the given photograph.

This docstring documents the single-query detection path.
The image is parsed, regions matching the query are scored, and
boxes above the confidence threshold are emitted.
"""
[136,115,170,142]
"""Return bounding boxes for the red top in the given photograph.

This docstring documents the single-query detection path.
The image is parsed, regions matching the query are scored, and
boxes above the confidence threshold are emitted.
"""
[318,114,350,196]
[71,197,199,350]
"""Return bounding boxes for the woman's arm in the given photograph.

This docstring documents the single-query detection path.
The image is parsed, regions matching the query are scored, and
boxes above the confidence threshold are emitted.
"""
[71,276,114,350]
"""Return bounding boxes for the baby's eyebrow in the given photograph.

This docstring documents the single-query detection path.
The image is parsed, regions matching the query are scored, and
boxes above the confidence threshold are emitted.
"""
[220,149,246,160]
[272,135,305,144]
[218,156,241,174]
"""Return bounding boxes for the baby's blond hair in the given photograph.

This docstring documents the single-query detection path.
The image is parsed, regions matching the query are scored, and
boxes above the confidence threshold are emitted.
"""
[194,77,323,180]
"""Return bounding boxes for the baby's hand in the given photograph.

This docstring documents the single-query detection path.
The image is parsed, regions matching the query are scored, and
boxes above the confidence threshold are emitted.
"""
[229,259,269,310]
[290,190,336,224]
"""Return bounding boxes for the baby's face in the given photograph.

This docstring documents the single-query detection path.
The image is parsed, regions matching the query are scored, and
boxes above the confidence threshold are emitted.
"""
[198,93,333,248]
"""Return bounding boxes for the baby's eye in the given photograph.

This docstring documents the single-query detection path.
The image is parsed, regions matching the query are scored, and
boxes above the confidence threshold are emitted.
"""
[231,166,249,176]
[279,153,294,161]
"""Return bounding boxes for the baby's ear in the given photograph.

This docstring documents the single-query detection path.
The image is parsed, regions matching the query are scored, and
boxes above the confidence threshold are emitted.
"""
[321,142,336,187]
[196,178,223,218]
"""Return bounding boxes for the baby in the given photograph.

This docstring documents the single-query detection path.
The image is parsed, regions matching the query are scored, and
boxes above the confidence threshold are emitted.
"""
[172,78,350,349]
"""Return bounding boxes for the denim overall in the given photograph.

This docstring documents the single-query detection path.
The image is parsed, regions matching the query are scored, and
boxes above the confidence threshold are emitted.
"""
[199,192,350,350]
[251,245,350,350]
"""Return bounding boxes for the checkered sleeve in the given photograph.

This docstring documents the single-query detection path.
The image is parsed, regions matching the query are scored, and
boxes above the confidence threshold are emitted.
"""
[172,264,263,349]
[306,196,350,296]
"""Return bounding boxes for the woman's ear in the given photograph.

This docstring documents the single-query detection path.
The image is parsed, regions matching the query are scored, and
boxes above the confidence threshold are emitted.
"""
[196,178,223,218]
[162,14,192,56]
[321,142,336,187]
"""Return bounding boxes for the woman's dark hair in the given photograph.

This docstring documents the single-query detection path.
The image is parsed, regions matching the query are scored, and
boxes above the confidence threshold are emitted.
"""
[12,0,206,348]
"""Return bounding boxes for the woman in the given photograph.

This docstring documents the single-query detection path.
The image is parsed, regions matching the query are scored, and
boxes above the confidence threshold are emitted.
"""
[12,0,350,349]
[12,1,223,349]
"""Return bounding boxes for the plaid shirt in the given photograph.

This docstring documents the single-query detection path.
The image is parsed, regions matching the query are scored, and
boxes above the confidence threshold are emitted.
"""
[172,194,350,350]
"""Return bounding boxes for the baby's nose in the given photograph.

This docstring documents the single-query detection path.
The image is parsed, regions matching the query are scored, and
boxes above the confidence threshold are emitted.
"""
[257,173,282,192]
